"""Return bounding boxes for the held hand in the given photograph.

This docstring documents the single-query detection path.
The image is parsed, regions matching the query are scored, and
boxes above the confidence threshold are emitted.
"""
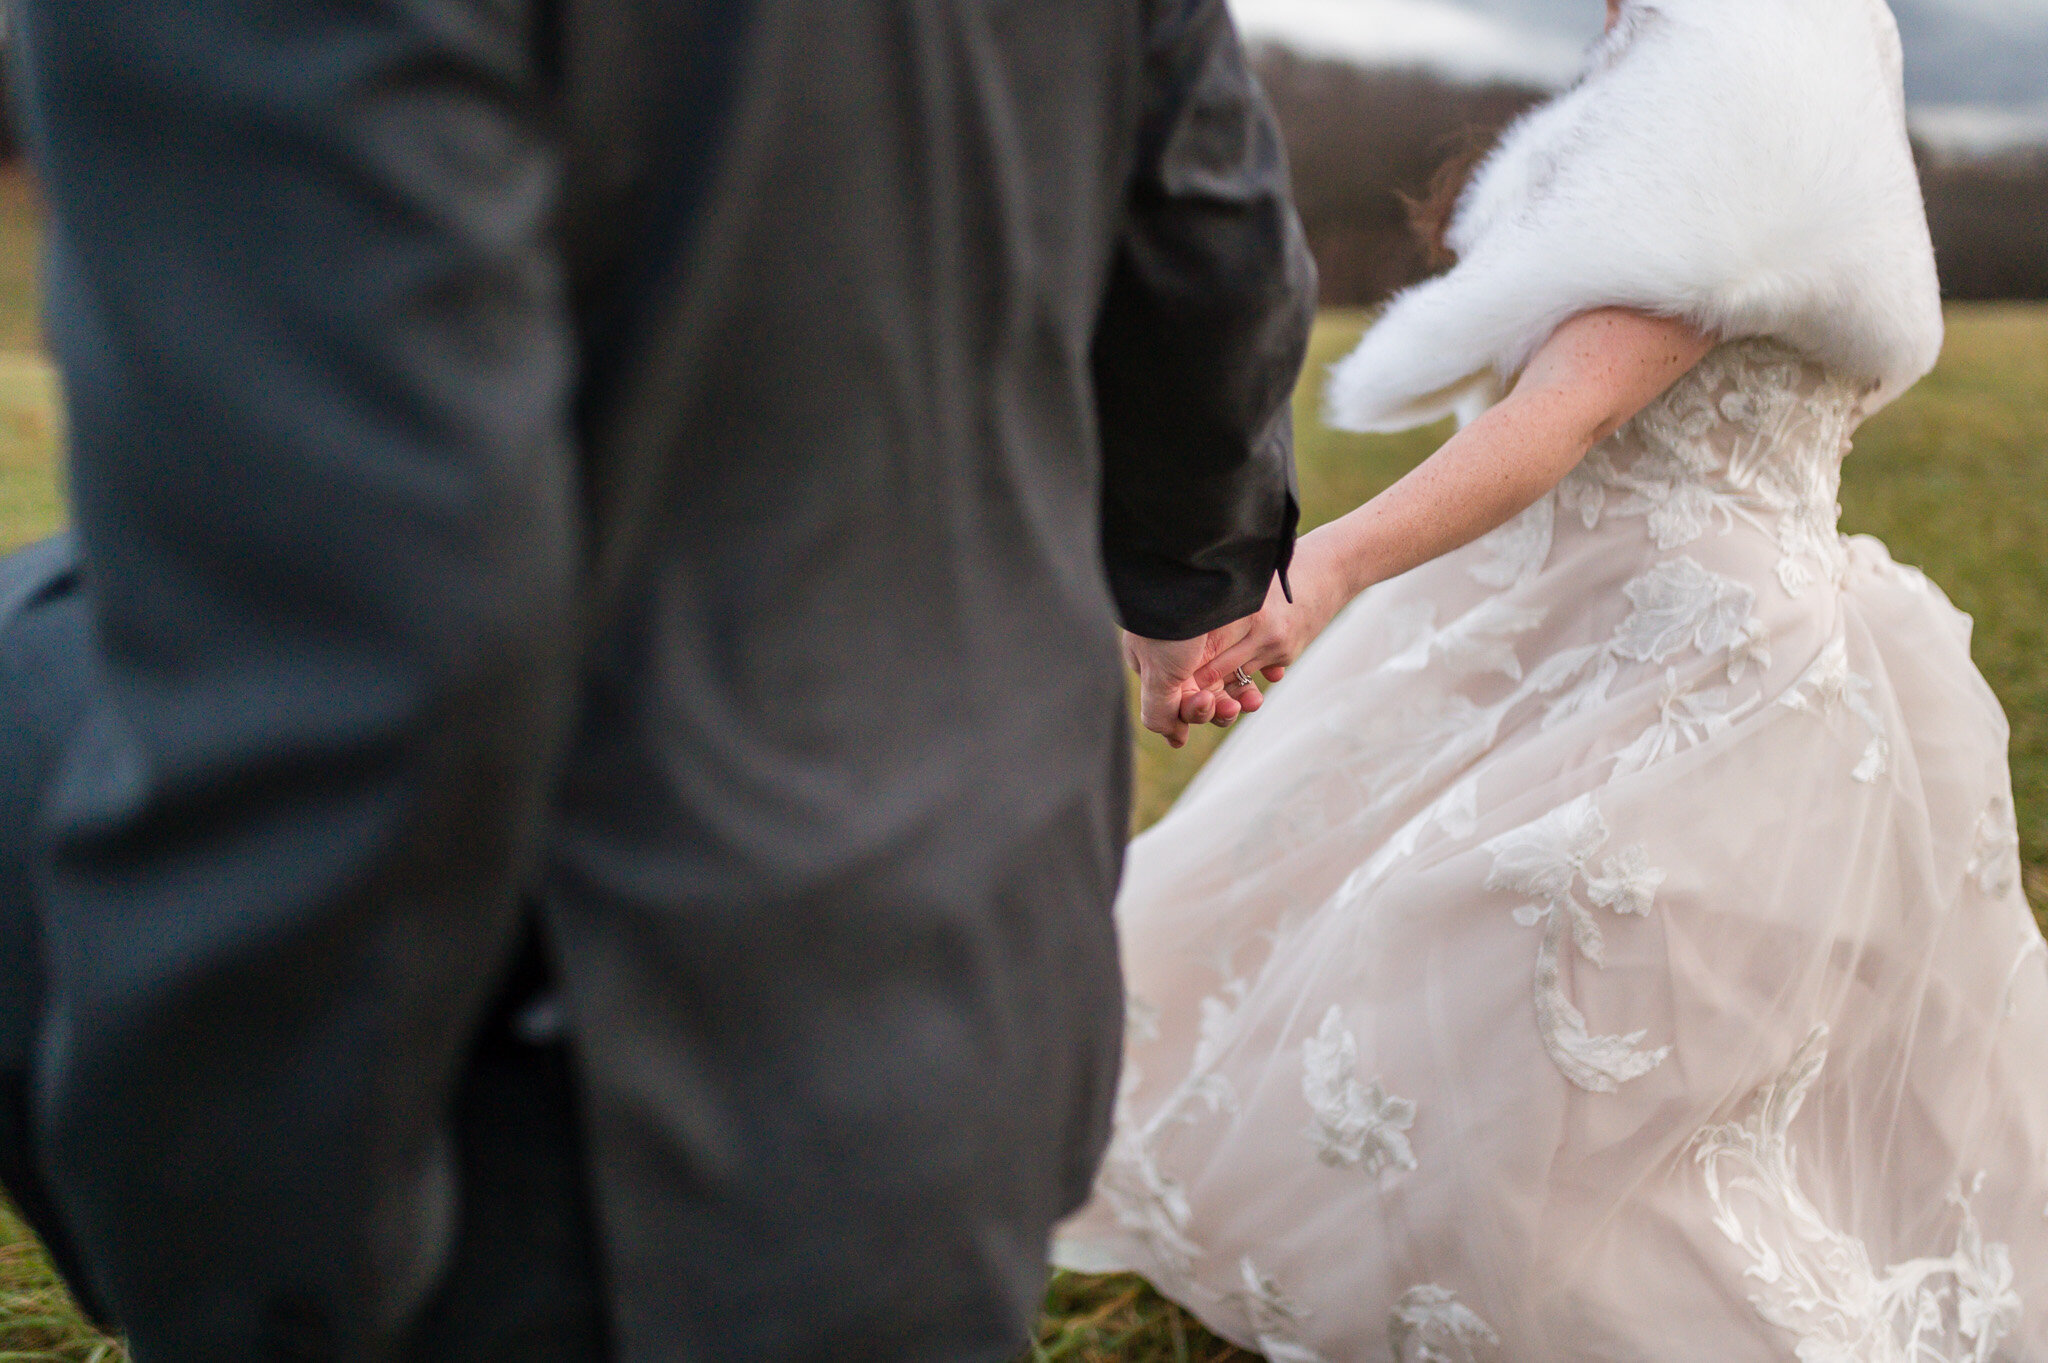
[1189,528,1355,699]
[1123,627,1263,749]
[1125,533,1358,747]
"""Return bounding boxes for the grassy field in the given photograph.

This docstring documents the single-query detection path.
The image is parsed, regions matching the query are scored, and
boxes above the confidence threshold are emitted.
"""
[0,189,2042,1358]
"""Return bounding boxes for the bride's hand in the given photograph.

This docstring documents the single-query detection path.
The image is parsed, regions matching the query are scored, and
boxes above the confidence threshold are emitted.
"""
[1190,527,1354,700]
[1125,531,1355,747]
[1123,628,1264,749]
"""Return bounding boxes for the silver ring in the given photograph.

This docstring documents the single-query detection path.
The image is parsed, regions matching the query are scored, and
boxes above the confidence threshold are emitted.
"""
[1230,667,1255,690]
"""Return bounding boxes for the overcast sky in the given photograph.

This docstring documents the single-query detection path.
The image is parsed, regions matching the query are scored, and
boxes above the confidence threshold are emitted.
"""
[1228,0,2048,147]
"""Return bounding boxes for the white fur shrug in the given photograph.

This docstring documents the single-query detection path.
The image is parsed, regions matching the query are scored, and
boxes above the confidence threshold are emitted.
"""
[1325,0,1943,431]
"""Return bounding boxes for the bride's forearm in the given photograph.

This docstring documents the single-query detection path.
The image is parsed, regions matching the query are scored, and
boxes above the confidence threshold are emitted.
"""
[1318,310,1717,603]
[1310,399,1597,602]
[1188,311,1713,696]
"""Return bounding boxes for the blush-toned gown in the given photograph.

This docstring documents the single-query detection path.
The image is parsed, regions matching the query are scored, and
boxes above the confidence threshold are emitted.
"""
[1054,339,2048,1361]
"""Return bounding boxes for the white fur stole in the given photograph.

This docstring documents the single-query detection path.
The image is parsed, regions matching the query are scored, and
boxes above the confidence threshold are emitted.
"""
[1325,0,1943,431]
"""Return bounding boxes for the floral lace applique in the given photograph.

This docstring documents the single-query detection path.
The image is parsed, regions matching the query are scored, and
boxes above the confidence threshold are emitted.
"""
[1097,901,1340,1286]
[1694,1027,2023,1361]
[1611,556,1759,662]
[1585,840,1666,915]
[1334,777,1481,909]
[1610,667,1760,778]
[1485,796,1671,1091]
[1126,993,1161,1046]
[1388,1284,1501,1363]
[1091,1063,1206,1280]
[1384,597,1549,683]
[1332,695,1505,814]
[1557,340,1859,598]
[1967,794,2021,897]
[1093,981,1247,1280]
[1777,636,1890,783]
[1468,494,1556,589]
[1234,693,1499,872]
[1301,1006,1418,1177]
[1232,1258,1330,1363]
[1527,556,1769,774]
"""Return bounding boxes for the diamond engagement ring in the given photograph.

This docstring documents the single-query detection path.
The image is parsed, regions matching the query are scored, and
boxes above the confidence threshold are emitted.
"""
[1230,667,1255,690]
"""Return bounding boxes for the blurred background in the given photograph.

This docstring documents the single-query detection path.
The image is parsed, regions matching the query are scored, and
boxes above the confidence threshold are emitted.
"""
[1230,0,2048,306]
[0,4,2041,1360]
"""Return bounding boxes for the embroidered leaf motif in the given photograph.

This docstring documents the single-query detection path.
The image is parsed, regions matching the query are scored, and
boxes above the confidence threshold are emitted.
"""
[1566,340,1859,596]
[1726,619,1774,683]
[1301,1007,1419,1177]
[1486,795,1608,905]
[1694,1028,2024,1362]
[1557,458,1608,529]
[1334,778,1481,908]
[1093,981,1248,1282]
[1388,1284,1500,1363]
[1967,794,2021,897]
[1233,1258,1330,1363]
[1611,668,1759,778]
[1640,481,1720,550]
[1524,556,1767,767]
[1531,645,1619,730]
[1612,557,1758,663]
[1092,1065,1206,1281]
[1192,990,1240,1075]
[1468,494,1556,589]
[1586,843,1665,917]
[1384,597,1549,682]
[1485,796,1671,1092]
[1777,636,1890,783]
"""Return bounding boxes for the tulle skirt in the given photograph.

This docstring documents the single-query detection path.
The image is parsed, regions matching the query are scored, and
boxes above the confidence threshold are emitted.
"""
[1056,510,2048,1362]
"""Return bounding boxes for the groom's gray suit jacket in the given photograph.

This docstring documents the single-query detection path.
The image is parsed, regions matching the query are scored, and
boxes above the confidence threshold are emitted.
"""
[9,0,1312,1358]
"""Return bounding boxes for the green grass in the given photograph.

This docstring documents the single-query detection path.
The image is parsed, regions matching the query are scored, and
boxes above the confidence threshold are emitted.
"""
[0,208,2042,1357]
[0,1208,112,1362]
[0,168,56,556]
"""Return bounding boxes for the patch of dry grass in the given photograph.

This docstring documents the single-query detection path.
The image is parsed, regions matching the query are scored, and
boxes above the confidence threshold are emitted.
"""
[0,1207,116,1362]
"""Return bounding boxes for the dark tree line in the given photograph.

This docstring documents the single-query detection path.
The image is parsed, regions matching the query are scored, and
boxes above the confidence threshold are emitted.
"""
[1252,46,2048,306]
[0,35,2032,301]
[1919,146,2048,300]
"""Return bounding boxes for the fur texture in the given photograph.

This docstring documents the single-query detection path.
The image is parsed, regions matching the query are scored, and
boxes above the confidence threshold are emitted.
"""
[1325,0,1943,432]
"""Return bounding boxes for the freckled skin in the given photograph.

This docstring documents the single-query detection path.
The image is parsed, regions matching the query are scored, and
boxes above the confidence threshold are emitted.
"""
[1150,309,1715,730]
[1123,9,1646,746]
[1128,8,1687,744]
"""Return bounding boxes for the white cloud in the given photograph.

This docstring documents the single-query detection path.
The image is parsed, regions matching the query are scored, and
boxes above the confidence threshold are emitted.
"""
[1227,0,1586,85]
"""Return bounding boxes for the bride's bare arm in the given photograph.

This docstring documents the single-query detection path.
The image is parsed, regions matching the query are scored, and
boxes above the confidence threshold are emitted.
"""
[1186,307,1713,699]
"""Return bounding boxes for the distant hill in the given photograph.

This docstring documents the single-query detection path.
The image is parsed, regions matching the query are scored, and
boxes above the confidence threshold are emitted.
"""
[1253,46,2048,304]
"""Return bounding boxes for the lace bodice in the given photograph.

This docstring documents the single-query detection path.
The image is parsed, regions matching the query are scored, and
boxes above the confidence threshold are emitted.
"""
[1558,339,1868,599]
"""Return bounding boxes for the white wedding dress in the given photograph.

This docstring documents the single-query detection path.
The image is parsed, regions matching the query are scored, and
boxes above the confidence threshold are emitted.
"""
[1053,337,2048,1361]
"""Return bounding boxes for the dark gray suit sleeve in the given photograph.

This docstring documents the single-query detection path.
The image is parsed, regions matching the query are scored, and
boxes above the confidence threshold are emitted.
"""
[1093,0,1316,642]
[14,0,578,1353]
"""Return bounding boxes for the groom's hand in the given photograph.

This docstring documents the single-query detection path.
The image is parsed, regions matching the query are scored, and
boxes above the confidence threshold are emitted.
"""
[1124,627,1264,749]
